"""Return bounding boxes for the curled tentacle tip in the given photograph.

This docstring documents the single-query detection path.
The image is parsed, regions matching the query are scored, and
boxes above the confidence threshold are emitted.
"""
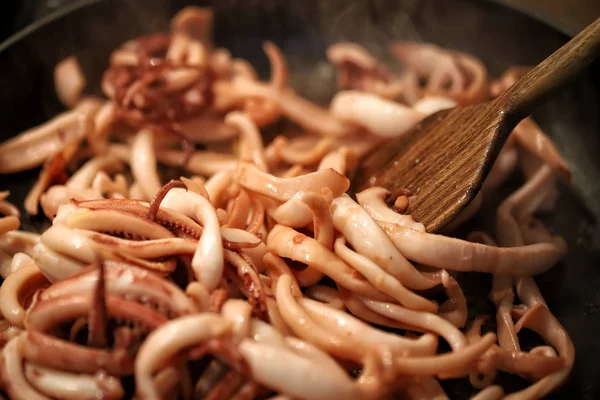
[514,302,546,333]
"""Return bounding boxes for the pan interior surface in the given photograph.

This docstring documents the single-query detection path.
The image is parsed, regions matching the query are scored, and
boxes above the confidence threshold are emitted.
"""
[0,0,598,398]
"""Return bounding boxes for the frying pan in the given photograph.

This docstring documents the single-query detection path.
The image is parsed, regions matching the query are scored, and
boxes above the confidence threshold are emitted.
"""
[0,0,598,398]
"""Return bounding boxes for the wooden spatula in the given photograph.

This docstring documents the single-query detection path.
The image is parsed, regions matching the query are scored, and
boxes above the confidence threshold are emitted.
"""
[352,17,600,232]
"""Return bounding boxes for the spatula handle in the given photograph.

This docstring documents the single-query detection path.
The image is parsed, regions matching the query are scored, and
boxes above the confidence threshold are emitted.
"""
[497,17,600,122]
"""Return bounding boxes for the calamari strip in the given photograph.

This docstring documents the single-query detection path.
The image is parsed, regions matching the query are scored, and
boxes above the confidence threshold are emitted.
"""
[331,195,437,290]
[35,225,177,280]
[65,155,123,191]
[62,207,176,239]
[267,224,390,300]
[298,296,437,356]
[0,104,93,174]
[135,314,231,400]
[356,187,425,231]
[72,198,203,239]
[0,264,49,328]
[54,56,86,109]
[131,129,162,201]
[391,332,496,379]
[32,242,87,282]
[334,237,436,312]
[158,149,238,176]
[239,339,362,400]
[338,286,413,330]
[438,270,467,328]
[237,163,349,202]
[512,118,571,181]
[226,112,269,171]
[0,232,41,279]
[330,91,424,137]
[0,216,19,235]
[24,363,124,400]
[266,135,334,167]
[0,191,20,217]
[318,146,357,176]
[327,42,404,99]
[222,79,361,137]
[2,336,50,400]
[360,298,466,351]
[379,222,566,276]
[162,188,224,290]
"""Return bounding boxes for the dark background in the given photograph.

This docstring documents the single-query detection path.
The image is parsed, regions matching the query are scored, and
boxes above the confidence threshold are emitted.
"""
[3,0,599,44]
[0,0,76,43]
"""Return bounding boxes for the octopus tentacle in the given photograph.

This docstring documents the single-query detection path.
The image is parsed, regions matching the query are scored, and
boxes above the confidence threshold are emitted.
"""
[42,263,197,316]
[25,294,168,333]
[75,198,203,239]
[18,331,134,375]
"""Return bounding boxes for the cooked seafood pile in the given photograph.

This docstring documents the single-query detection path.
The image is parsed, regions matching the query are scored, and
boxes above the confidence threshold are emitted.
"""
[0,7,572,400]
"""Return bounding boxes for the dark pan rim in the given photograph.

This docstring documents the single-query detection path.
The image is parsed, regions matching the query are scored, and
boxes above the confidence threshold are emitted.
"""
[0,0,102,54]
[0,0,575,58]
[487,0,577,37]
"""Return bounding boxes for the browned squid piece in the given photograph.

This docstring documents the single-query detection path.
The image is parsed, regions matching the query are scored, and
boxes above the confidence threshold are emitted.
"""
[101,7,219,168]
[103,33,213,127]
